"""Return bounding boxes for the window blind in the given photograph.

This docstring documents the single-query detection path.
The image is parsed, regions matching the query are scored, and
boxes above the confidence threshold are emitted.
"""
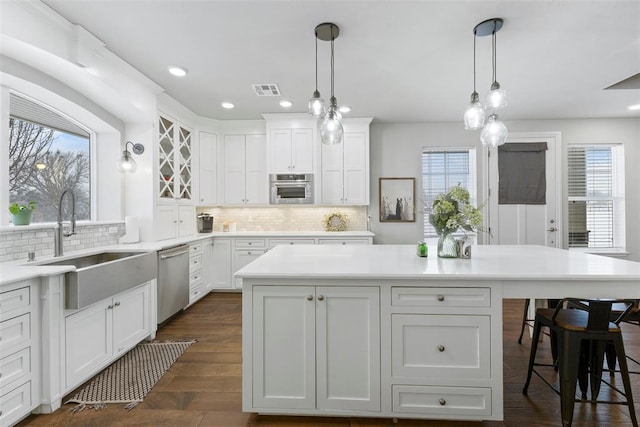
[10,94,90,138]
[422,148,475,237]
[567,146,617,248]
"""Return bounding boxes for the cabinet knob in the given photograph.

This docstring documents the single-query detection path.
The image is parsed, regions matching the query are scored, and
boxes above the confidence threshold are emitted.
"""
[317,295,325,301]
[247,252,252,255]
[439,398,446,406]
[114,301,121,307]
[437,295,445,302]
[306,295,313,301]
[108,304,114,310]
[437,345,445,352]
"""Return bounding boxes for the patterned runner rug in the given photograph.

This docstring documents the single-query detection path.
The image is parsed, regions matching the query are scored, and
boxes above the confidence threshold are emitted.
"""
[66,340,195,411]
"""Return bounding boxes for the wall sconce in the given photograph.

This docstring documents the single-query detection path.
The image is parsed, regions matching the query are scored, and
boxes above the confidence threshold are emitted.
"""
[118,141,144,173]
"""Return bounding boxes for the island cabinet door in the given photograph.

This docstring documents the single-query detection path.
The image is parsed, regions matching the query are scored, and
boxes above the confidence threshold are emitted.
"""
[252,286,316,409]
[316,286,381,412]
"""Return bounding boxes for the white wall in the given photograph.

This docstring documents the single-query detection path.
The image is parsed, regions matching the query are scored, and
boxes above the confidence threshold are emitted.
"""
[369,118,640,261]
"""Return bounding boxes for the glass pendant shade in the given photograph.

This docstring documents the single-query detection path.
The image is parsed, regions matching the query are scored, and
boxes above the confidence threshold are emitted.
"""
[480,114,508,147]
[320,102,344,145]
[118,151,137,173]
[486,81,507,110]
[464,92,485,130]
[308,90,326,117]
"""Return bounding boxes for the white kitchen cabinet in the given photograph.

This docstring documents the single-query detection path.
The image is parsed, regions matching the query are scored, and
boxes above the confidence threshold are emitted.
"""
[65,282,152,390]
[156,204,195,240]
[212,238,232,289]
[188,242,206,304]
[317,237,372,245]
[267,238,315,248]
[321,132,368,205]
[0,280,39,427]
[232,239,266,288]
[223,134,267,205]
[202,238,214,294]
[268,128,314,173]
[198,131,218,205]
[251,285,380,412]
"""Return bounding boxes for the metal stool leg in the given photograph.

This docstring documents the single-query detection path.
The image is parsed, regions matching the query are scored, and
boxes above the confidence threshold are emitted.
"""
[518,299,531,344]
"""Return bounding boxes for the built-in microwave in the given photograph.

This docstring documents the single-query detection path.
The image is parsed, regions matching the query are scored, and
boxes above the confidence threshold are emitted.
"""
[270,174,314,204]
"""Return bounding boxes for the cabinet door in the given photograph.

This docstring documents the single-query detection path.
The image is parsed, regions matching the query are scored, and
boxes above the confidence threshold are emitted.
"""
[177,125,193,201]
[158,115,177,200]
[321,142,344,204]
[178,205,195,237]
[156,204,177,241]
[113,284,151,356]
[202,239,214,292]
[252,286,316,409]
[316,286,380,411]
[224,135,247,204]
[343,132,367,205]
[245,134,268,205]
[232,249,265,288]
[65,300,112,389]
[292,128,313,173]
[198,132,218,204]
[269,129,293,173]
[212,238,232,289]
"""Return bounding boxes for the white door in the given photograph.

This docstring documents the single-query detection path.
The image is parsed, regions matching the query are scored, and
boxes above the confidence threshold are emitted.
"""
[487,132,561,248]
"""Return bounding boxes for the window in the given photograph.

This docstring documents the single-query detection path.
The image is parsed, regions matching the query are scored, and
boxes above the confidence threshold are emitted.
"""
[8,94,91,223]
[567,145,625,249]
[422,148,477,237]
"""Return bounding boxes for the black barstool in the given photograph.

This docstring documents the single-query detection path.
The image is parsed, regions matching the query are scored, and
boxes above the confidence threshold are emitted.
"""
[522,298,638,427]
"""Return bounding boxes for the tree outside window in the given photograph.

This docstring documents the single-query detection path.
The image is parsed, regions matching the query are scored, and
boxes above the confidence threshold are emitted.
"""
[9,117,90,223]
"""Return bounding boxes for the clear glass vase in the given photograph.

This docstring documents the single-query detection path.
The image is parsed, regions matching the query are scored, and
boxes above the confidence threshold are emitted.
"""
[437,232,460,258]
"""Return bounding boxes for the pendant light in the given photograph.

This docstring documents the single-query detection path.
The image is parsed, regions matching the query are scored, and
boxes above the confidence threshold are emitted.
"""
[480,114,508,147]
[308,28,326,117]
[463,31,485,130]
[315,23,343,145]
[485,23,507,110]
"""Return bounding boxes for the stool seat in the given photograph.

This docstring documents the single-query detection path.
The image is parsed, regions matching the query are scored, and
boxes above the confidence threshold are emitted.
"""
[537,308,619,332]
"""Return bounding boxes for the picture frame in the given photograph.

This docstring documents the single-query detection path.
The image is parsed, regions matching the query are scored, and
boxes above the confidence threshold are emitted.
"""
[379,177,415,222]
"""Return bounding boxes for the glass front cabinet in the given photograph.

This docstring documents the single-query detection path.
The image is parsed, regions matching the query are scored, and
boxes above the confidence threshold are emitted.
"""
[158,115,192,202]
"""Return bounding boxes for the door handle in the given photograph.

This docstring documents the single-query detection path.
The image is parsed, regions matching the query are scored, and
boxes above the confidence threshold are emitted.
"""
[547,227,557,232]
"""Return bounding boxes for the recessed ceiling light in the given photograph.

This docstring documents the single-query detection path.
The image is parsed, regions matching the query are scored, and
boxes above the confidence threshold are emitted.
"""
[221,102,235,109]
[338,105,351,114]
[628,104,640,111]
[279,100,293,108]
[168,66,188,77]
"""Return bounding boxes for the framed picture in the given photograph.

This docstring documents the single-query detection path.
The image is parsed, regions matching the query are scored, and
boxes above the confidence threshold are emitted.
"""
[379,177,415,222]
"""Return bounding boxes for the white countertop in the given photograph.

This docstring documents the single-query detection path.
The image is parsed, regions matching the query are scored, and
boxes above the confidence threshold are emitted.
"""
[208,231,375,237]
[235,244,640,281]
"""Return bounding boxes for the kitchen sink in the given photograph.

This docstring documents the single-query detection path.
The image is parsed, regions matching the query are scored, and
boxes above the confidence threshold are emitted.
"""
[36,251,157,309]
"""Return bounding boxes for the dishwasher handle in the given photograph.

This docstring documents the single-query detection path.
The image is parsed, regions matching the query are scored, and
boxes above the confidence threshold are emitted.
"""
[159,246,189,259]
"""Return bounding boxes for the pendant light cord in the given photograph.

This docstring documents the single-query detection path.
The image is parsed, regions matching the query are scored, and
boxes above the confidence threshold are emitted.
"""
[314,33,319,91]
[330,32,335,99]
[492,29,497,84]
[473,33,477,92]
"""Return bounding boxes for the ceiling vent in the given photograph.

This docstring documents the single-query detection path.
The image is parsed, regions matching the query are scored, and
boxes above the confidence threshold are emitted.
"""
[252,84,281,96]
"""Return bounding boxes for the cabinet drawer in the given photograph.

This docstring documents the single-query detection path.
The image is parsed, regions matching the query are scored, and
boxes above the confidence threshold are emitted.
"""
[0,287,30,321]
[0,348,30,390]
[317,238,370,245]
[392,287,491,308]
[268,238,315,248]
[190,243,203,254]
[190,270,203,287]
[391,314,490,380]
[0,314,31,356]
[235,249,266,257]
[0,381,32,426]
[189,254,202,271]
[235,239,266,248]
[392,385,491,417]
[190,283,204,302]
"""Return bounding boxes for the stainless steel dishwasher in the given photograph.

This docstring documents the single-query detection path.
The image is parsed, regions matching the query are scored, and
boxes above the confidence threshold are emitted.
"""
[157,244,190,325]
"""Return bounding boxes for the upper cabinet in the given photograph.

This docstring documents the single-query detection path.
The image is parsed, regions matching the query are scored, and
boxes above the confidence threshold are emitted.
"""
[268,128,314,174]
[223,134,268,205]
[158,114,193,203]
[321,119,371,205]
[198,131,218,205]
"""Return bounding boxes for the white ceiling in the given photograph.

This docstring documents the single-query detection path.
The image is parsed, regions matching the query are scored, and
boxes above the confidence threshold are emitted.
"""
[42,0,640,124]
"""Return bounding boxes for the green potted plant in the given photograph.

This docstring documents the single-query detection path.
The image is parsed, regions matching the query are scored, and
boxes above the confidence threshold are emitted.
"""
[9,201,36,226]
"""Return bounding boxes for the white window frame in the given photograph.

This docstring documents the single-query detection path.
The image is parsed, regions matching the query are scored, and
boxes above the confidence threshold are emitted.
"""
[567,143,625,253]
[422,147,477,239]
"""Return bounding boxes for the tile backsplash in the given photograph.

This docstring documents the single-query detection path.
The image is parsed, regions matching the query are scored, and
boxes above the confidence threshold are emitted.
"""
[196,206,369,232]
[0,222,125,262]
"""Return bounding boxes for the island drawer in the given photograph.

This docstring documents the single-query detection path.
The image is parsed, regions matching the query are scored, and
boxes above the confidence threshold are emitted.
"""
[0,348,30,390]
[235,239,266,248]
[391,314,490,380]
[391,287,491,308]
[0,381,32,426]
[392,385,491,417]
[0,314,31,357]
[268,238,315,248]
[0,287,30,322]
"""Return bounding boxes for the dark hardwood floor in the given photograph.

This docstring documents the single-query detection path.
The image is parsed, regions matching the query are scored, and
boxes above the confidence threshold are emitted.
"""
[18,294,640,426]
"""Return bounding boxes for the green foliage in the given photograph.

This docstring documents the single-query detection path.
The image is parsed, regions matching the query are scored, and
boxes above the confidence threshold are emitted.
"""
[428,185,483,235]
[8,201,36,215]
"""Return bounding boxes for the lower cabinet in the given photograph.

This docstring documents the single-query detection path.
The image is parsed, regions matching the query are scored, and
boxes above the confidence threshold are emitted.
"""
[65,282,152,390]
[251,285,380,412]
[212,238,232,289]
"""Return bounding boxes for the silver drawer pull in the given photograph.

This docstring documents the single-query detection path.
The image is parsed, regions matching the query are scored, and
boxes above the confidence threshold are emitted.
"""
[306,295,313,301]
[438,345,445,352]
[439,398,446,406]
[437,295,445,302]
[317,295,325,301]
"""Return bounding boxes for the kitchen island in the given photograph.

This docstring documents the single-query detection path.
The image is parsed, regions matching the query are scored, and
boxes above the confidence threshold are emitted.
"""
[236,244,640,422]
